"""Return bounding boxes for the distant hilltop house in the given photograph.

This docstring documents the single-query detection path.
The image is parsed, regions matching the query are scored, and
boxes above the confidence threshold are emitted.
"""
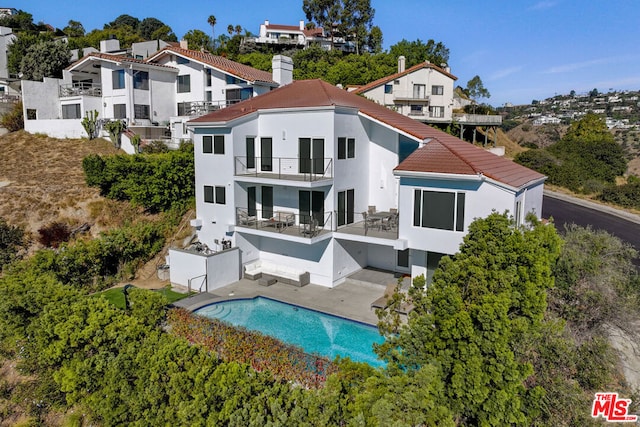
[242,19,355,53]
[352,56,502,145]
[167,79,545,291]
[21,38,293,153]
[533,115,562,126]
[0,8,17,18]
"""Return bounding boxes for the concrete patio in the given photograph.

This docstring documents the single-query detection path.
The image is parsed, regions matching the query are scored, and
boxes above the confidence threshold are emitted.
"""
[172,267,411,325]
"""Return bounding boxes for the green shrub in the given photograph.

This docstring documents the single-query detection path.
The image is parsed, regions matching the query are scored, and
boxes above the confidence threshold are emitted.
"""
[598,181,640,209]
[0,217,24,269]
[0,101,23,131]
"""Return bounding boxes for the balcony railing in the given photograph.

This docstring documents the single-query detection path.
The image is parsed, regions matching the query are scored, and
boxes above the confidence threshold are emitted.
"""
[336,211,399,239]
[59,82,102,98]
[236,207,333,238]
[453,113,503,125]
[178,100,241,117]
[235,156,333,182]
[393,91,430,102]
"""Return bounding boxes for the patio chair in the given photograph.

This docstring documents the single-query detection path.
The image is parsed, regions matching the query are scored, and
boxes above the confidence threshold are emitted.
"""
[238,209,257,226]
[370,282,399,310]
[368,205,376,214]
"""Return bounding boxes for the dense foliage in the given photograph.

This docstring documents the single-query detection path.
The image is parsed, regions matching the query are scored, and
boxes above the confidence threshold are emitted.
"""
[19,40,71,81]
[82,143,195,213]
[0,100,24,131]
[0,218,24,270]
[598,178,640,209]
[515,114,627,192]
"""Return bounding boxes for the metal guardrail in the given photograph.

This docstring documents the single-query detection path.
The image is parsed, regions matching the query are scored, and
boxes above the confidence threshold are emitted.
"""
[236,207,333,238]
[453,113,503,125]
[234,156,333,181]
[59,83,102,97]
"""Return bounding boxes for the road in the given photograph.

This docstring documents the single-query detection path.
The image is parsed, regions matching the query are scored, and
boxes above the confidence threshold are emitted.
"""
[542,194,640,254]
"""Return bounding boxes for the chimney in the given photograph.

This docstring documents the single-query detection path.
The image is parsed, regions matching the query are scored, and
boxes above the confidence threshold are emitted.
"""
[299,20,304,30]
[272,55,293,86]
[100,38,120,53]
[265,19,269,26]
[179,39,188,49]
[398,56,406,73]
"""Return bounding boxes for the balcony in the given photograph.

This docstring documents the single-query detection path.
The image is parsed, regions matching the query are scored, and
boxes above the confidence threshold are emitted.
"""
[235,208,399,241]
[236,207,333,239]
[453,113,503,126]
[178,100,241,117]
[393,90,430,102]
[59,82,102,98]
[234,156,333,183]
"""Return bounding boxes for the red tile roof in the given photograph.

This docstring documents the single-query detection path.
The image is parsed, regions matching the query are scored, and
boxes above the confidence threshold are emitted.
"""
[147,46,276,85]
[353,61,457,95]
[190,79,545,189]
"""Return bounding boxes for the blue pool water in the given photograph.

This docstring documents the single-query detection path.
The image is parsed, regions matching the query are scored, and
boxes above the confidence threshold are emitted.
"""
[194,297,385,367]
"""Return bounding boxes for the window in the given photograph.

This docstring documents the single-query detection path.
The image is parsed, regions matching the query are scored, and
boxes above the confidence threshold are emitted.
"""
[177,56,189,65]
[338,137,355,159]
[226,88,252,103]
[204,185,226,204]
[413,84,426,98]
[26,109,36,120]
[134,104,150,119]
[203,136,213,153]
[262,186,273,219]
[177,75,191,93]
[113,104,126,119]
[397,249,409,268]
[177,102,189,116]
[112,69,125,89]
[62,104,81,119]
[431,85,444,95]
[413,190,465,231]
[429,106,444,118]
[214,135,224,154]
[246,137,255,169]
[206,69,212,86]
[226,75,243,84]
[384,84,393,94]
[337,189,354,226]
[133,70,149,90]
[410,105,423,114]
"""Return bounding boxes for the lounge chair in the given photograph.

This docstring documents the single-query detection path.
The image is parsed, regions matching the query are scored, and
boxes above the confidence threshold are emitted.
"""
[370,282,398,310]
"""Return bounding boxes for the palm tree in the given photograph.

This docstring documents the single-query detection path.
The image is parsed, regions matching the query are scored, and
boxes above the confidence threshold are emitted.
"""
[227,24,234,36]
[235,25,242,35]
[207,15,216,50]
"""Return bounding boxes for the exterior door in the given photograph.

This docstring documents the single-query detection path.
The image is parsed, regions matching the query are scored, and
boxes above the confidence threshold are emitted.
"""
[246,137,255,169]
[261,137,272,172]
[299,190,324,225]
[337,189,354,226]
[262,186,273,219]
[248,186,256,216]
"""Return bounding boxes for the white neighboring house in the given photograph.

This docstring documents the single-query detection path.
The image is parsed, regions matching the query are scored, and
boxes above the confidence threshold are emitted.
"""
[22,40,291,152]
[243,19,353,52]
[168,79,545,291]
[353,56,457,124]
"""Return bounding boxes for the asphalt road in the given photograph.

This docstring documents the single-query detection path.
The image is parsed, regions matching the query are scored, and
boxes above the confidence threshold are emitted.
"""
[542,194,640,255]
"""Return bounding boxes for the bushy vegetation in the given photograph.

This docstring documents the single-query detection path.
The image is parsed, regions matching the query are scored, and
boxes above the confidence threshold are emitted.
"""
[0,101,24,132]
[0,218,24,270]
[82,143,195,213]
[515,114,627,193]
[37,221,71,248]
[598,177,640,209]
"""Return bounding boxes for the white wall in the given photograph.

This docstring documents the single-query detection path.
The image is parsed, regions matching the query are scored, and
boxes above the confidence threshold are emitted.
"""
[22,78,62,120]
[168,248,208,290]
[206,247,241,291]
[24,119,90,139]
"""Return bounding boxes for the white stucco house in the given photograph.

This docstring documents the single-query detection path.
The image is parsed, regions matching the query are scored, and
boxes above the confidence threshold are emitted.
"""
[168,79,545,291]
[22,40,292,152]
[243,19,354,52]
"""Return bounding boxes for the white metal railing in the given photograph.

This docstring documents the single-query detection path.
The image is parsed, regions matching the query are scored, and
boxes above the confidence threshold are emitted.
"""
[188,274,207,293]
[59,82,102,97]
[234,156,333,181]
[236,207,333,238]
[453,113,503,125]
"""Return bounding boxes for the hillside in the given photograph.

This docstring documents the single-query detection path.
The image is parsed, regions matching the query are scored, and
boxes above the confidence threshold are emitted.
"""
[0,131,128,250]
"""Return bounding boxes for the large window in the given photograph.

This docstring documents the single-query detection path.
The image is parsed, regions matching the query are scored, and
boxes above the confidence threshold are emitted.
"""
[177,56,189,65]
[413,84,426,99]
[226,75,244,85]
[112,69,125,89]
[204,185,226,204]
[431,85,444,95]
[61,104,81,119]
[413,190,465,231]
[134,104,150,120]
[113,104,126,119]
[202,135,224,154]
[203,136,213,153]
[429,106,444,118]
[338,137,355,159]
[133,70,149,90]
[177,75,191,93]
[337,189,354,226]
[384,84,393,94]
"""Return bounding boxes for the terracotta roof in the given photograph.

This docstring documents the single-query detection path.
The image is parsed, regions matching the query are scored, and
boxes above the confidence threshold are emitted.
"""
[66,52,178,71]
[353,61,457,95]
[147,46,276,85]
[190,79,544,189]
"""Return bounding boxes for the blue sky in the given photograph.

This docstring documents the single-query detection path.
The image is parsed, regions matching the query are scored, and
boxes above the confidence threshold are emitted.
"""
[21,0,640,106]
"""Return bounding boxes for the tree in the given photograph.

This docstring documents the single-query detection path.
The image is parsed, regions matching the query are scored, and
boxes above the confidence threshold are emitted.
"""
[377,212,562,425]
[0,218,24,269]
[589,88,599,97]
[183,29,212,51]
[150,25,177,42]
[106,14,140,31]
[388,38,450,67]
[139,17,170,40]
[0,9,36,31]
[234,25,242,35]
[20,40,71,80]
[465,75,490,113]
[227,24,234,36]
[366,25,383,53]
[62,19,85,38]
[207,15,216,49]
[7,32,52,75]
[303,0,342,48]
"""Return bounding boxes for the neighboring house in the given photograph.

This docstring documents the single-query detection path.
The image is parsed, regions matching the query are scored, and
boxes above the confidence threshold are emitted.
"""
[533,115,562,125]
[22,39,292,152]
[353,57,502,144]
[243,19,354,52]
[353,56,457,124]
[167,79,545,290]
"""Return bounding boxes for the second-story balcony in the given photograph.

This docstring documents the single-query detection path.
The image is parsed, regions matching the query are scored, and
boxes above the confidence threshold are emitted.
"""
[59,82,102,98]
[235,156,333,183]
[393,90,430,102]
[177,100,241,117]
[453,113,503,126]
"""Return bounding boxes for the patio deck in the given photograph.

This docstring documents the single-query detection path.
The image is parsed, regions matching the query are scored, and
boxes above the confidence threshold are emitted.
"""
[172,267,410,325]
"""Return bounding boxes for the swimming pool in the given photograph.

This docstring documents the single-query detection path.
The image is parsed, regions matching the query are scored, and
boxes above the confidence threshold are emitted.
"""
[194,297,385,367]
